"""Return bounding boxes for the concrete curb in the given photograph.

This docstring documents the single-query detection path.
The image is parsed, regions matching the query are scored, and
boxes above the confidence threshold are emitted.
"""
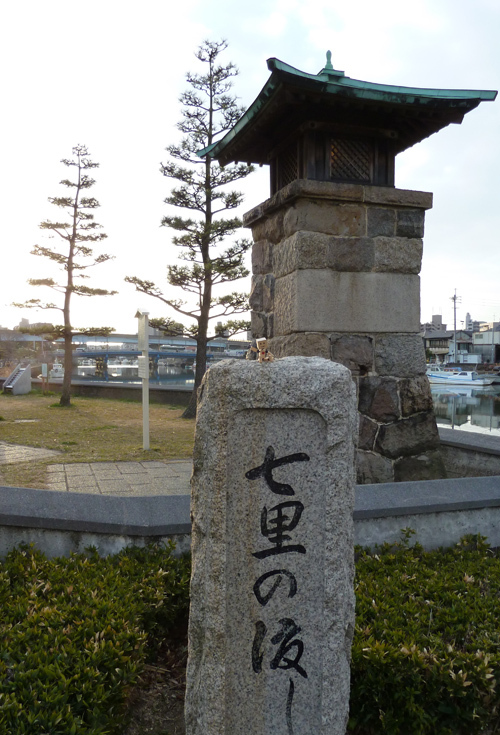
[3,475,500,557]
[439,426,500,456]
[0,487,191,536]
[356,475,500,518]
[4,476,500,531]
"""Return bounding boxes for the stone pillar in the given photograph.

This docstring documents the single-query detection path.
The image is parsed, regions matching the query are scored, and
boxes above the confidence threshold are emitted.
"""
[185,357,357,735]
[245,179,445,485]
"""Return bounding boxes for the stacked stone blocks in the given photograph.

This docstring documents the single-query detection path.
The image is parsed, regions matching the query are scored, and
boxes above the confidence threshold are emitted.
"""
[245,180,444,484]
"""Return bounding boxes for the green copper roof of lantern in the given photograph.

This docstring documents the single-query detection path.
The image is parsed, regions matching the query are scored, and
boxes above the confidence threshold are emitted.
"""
[199,53,497,166]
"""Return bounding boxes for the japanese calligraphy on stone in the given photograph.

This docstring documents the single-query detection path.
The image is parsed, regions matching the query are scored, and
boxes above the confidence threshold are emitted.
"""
[246,445,310,734]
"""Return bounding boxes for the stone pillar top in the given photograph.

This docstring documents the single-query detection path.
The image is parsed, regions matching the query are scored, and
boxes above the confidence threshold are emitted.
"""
[244,179,433,228]
[195,356,357,448]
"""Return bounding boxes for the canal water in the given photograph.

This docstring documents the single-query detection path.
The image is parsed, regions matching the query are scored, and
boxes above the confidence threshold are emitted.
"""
[76,364,196,389]
[74,360,500,438]
[431,385,500,437]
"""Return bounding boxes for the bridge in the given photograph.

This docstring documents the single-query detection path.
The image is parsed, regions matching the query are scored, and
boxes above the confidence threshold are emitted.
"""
[72,350,196,360]
[68,349,245,381]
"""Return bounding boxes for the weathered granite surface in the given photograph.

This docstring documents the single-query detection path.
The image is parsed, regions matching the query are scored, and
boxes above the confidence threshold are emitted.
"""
[243,180,433,234]
[273,270,421,334]
[245,181,444,484]
[185,357,357,735]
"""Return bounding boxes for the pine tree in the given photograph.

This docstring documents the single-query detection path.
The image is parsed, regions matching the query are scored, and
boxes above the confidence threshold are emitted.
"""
[14,145,116,406]
[126,40,253,418]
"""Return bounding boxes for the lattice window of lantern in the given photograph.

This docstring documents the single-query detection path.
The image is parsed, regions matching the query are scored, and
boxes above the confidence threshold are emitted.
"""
[330,138,371,182]
[279,143,298,187]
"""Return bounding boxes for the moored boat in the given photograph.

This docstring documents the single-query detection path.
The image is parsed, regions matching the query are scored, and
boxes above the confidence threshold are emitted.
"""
[478,371,500,384]
[426,368,495,386]
[49,363,64,379]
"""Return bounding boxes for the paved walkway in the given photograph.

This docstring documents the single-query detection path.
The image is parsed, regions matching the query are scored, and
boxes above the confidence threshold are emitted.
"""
[2,431,500,498]
[0,441,192,496]
[0,441,62,464]
[46,460,192,496]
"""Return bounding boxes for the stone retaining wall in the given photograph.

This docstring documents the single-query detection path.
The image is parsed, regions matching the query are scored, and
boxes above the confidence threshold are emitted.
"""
[438,427,500,478]
[3,472,500,559]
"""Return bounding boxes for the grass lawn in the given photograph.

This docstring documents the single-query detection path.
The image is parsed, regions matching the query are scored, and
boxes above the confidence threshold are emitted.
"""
[0,390,195,489]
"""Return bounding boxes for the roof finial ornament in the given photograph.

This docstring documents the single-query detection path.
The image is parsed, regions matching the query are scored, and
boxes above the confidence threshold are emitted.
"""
[318,50,345,78]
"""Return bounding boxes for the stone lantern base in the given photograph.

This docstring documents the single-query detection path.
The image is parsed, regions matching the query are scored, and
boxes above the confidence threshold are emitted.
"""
[244,180,446,484]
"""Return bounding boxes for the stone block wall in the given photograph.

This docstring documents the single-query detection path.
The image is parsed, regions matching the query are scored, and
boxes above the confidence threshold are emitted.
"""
[244,180,445,484]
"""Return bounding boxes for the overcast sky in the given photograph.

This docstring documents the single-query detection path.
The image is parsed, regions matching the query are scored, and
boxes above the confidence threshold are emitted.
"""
[1,0,499,336]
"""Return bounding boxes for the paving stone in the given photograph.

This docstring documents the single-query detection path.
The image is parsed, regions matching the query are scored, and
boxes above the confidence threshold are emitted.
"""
[66,479,99,491]
[172,475,190,483]
[152,468,183,478]
[118,474,151,485]
[89,462,119,470]
[97,480,129,494]
[143,467,177,477]
[128,484,163,496]
[141,461,171,469]
[47,465,66,474]
[46,482,68,492]
[115,462,146,474]
[64,465,94,476]
[156,463,191,473]
[67,486,102,495]
[98,488,132,496]
[149,481,186,495]
[175,462,193,479]
[2,453,193,497]
[90,470,123,480]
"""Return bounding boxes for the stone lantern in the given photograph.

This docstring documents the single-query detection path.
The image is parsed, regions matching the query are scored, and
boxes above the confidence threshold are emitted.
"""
[200,54,496,484]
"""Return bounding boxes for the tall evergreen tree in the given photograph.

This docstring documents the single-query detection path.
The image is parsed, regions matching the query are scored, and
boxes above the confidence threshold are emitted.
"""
[126,40,253,418]
[14,145,116,406]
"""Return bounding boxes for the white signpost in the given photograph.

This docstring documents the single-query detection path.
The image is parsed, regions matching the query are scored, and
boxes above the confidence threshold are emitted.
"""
[136,310,150,451]
[41,363,48,391]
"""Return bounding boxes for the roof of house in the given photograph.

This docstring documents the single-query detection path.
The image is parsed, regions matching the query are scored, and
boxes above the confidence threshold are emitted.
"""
[423,330,472,340]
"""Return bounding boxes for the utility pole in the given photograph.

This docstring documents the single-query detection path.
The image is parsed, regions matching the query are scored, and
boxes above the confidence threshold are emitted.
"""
[492,314,496,365]
[450,290,461,364]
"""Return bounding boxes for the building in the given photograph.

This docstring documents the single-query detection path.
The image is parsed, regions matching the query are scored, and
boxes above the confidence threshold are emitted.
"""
[464,312,486,333]
[421,315,447,332]
[472,327,500,364]
[423,329,474,364]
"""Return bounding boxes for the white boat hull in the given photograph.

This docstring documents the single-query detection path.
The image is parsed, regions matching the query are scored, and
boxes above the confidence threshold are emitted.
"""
[427,370,495,386]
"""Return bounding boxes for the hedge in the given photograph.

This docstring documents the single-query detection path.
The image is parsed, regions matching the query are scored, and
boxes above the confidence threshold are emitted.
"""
[0,543,190,735]
[350,532,500,734]
[2,534,500,734]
